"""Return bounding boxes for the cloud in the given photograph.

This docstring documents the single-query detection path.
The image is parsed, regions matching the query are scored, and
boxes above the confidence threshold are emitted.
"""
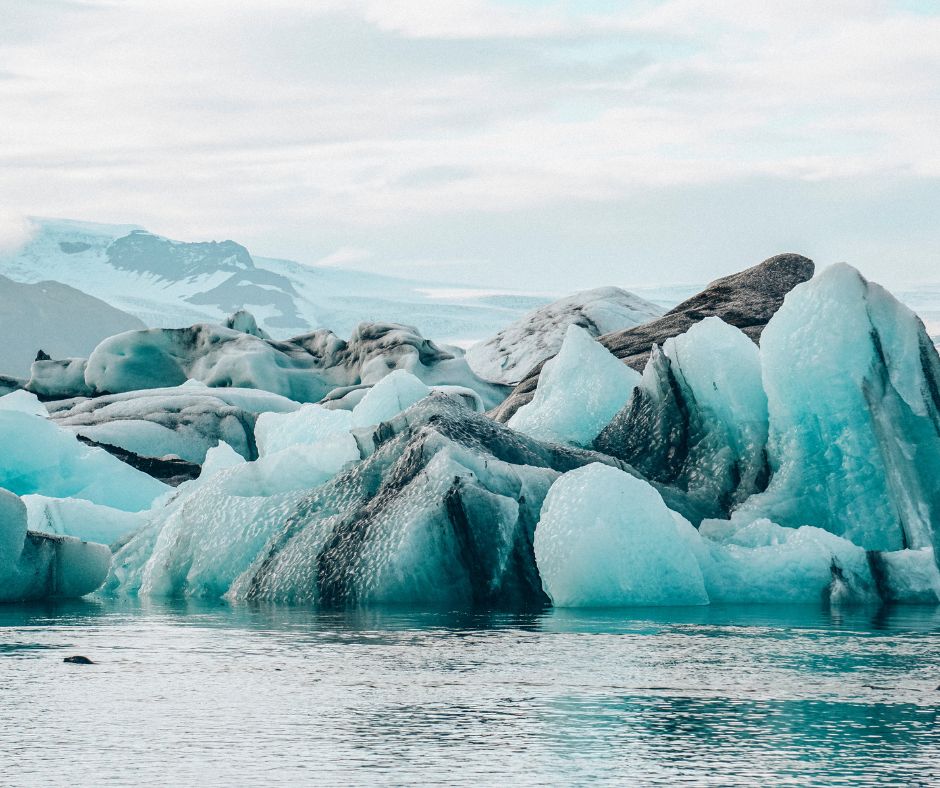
[0,211,35,254]
[0,1,938,287]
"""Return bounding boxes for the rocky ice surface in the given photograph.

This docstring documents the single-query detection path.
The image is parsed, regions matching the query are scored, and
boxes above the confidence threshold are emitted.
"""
[24,319,508,410]
[466,287,662,385]
[491,253,815,422]
[2,253,939,607]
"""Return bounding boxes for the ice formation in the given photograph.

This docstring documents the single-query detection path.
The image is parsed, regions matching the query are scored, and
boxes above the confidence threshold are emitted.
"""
[350,370,431,428]
[494,253,815,422]
[534,464,708,607]
[734,264,940,553]
[27,319,508,409]
[0,405,168,511]
[3,248,939,610]
[0,488,111,601]
[466,287,662,385]
[595,317,769,523]
[47,382,300,464]
[107,396,656,605]
[508,325,641,446]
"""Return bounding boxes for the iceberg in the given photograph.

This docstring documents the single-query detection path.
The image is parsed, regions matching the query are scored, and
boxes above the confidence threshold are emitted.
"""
[47,382,300,464]
[466,287,662,385]
[0,488,111,601]
[29,318,509,409]
[735,264,940,554]
[108,395,665,605]
[595,317,769,523]
[508,325,640,447]
[350,370,431,428]
[0,406,168,511]
[534,463,708,607]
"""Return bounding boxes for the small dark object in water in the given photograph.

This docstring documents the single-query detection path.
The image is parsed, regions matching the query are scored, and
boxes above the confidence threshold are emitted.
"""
[63,656,94,665]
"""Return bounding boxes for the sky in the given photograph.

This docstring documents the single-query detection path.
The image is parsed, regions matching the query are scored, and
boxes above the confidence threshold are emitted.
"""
[1,0,939,291]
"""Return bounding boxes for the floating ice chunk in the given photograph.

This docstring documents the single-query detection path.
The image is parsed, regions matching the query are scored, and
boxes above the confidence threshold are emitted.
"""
[695,517,875,604]
[0,409,168,511]
[466,286,663,385]
[0,389,47,416]
[198,441,245,480]
[351,370,430,428]
[27,358,92,399]
[736,264,940,553]
[868,548,940,603]
[509,325,640,446]
[534,463,708,607]
[0,488,110,600]
[255,404,353,456]
[47,383,300,463]
[596,317,768,523]
[23,494,145,545]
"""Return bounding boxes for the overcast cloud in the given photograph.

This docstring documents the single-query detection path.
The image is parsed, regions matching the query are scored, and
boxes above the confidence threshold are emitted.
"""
[1,0,938,290]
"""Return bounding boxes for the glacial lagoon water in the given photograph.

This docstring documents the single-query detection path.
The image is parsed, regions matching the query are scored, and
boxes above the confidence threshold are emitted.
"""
[1,601,938,786]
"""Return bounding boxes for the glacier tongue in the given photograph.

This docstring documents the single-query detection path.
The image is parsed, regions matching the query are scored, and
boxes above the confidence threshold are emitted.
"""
[735,263,940,554]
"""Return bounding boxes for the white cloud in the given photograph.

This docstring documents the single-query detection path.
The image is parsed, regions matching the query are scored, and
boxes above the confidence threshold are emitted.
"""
[0,211,35,254]
[0,0,938,285]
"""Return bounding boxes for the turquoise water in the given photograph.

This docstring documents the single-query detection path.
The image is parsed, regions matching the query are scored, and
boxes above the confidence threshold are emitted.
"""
[1,601,938,786]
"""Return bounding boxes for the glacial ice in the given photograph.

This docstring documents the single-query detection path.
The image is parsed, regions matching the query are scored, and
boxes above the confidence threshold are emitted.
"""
[350,370,431,428]
[0,407,168,511]
[23,494,145,545]
[107,396,636,605]
[734,264,940,553]
[0,488,111,601]
[534,463,709,607]
[595,317,769,523]
[47,382,300,463]
[508,325,640,446]
[255,404,353,456]
[30,318,509,409]
[466,287,663,385]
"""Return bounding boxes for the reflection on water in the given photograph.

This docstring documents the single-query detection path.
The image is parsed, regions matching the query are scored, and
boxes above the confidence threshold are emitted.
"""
[1,600,938,786]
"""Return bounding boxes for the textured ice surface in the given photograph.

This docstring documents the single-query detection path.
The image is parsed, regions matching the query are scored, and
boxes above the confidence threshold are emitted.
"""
[466,287,662,385]
[47,383,299,463]
[351,370,430,428]
[107,396,650,605]
[255,404,353,456]
[508,325,640,446]
[534,464,708,607]
[694,518,876,604]
[29,318,508,409]
[735,264,940,553]
[0,488,111,601]
[0,408,168,511]
[0,390,47,416]
[595,317,769,524]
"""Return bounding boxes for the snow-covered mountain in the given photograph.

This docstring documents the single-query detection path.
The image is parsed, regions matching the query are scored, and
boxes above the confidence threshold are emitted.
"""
[0,274,145,378]
[0,219,551,343]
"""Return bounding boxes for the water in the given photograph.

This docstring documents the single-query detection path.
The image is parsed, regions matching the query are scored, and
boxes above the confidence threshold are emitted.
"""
[1,601,938,786]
